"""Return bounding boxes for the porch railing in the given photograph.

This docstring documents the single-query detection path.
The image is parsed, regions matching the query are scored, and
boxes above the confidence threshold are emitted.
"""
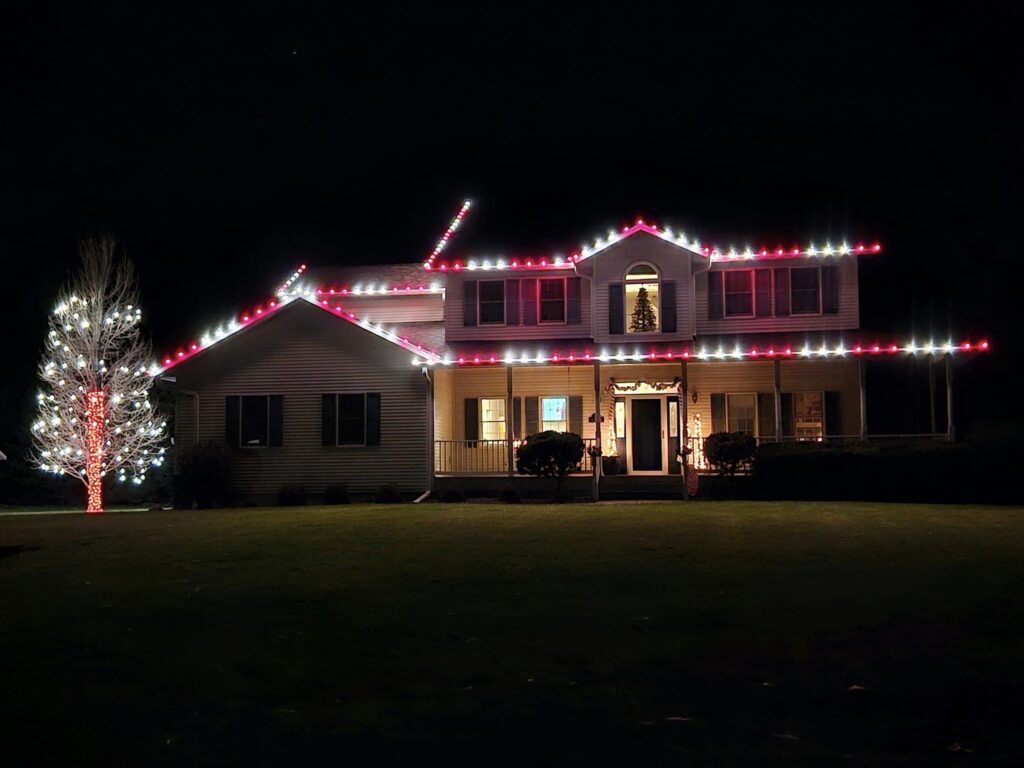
[434,437,597,476]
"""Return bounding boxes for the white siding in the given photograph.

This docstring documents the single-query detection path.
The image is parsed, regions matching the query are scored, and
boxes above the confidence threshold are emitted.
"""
[333,293,443,324]
[433,367,455,441]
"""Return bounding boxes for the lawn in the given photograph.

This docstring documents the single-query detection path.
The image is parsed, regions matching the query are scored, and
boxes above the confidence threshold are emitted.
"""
[2,502,1024,766]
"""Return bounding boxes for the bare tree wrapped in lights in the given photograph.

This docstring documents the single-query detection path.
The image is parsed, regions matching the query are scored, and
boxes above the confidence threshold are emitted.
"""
[31,238,166,513]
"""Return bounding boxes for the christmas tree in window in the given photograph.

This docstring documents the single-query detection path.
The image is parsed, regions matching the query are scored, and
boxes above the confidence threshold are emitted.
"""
[629,286,658,332]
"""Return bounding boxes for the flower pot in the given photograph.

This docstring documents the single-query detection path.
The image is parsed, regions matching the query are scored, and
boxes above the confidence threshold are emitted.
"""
[602,456,619,476]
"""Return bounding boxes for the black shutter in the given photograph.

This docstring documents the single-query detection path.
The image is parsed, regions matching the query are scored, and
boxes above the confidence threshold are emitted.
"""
[824,391,842,436]
[505,279,520,326]
[757,393,776,439]
[711,393,726,433]
[521,279,538,326]
[525,397,539,435]
[365,393,381,446]
[464,398,479,442]
[755,269,772,317]
[269,395,284,447]
[708,271,724,320]
[661,280,676,333]
[609,283,624,334]
[781,393,795,437]
[462,280,477,326]
[513,397,522,440]
[822,265,840,314]
[773,268,790,316]
[569,395,583,435]
[225,396,240,447]
[566,277,582,324]
[321,394,337,446]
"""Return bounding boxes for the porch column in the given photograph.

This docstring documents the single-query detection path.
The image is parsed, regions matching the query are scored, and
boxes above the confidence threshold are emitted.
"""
[680,359,689,500]
[425,367,435,493]
[859,358,868,439]
[506,366,515,478]
[928,356,937,434]
[593,361,602,501]
[773,359,782,442]
[945,354,955,441]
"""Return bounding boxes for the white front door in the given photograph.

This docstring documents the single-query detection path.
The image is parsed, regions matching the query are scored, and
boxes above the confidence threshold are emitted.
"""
[625,396,667,475]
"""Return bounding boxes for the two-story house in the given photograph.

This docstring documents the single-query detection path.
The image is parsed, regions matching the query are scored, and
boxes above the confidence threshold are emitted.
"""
[157,215,987,501]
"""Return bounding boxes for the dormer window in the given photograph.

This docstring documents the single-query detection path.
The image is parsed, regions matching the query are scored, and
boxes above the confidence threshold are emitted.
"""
[625,263,660,333]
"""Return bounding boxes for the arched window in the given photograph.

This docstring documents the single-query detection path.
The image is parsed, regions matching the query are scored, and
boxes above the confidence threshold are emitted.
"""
[624,263,660,333]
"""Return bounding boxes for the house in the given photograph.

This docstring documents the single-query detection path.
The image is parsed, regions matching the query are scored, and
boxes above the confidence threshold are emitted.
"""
[157,213,988,501]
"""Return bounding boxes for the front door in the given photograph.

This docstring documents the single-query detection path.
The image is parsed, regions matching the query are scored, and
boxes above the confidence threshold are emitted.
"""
[628,397,665,474]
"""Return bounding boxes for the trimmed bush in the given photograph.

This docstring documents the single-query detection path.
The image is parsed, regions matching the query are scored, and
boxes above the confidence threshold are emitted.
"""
[440,487,466,503]
[323,483,351,504]
[704,431,757,476]
[516,430,585,501]
[277,484,306,506]
[375,485,402,503]
[175,442,234,509]
[498,485,522,504]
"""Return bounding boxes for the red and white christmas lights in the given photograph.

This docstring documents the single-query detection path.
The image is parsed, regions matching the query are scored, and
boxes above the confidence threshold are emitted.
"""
[423,199,472,268]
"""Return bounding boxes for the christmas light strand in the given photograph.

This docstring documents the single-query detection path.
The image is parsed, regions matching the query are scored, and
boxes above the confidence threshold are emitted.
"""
[423,199,472,267]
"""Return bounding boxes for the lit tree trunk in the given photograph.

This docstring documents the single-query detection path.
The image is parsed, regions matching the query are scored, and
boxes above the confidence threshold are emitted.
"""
[86,390,106,513]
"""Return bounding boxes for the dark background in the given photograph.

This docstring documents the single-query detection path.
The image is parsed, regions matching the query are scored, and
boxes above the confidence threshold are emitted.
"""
[2,3,1020,469]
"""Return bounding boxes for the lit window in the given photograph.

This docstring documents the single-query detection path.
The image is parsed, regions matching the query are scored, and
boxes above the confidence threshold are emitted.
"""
[478,280,505,324]
[790,267,821,315]
[727,394,756,435]
[480,398,506,440]
[669,399,678,437]
[724,271,754,317]
[541,396,568,432]
[793,392,824,440]
[625,263,659,333]
[539,279,565,323]
[615,400,625,438]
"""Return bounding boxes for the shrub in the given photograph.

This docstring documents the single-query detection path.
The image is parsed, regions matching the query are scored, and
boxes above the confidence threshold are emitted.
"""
[277,484,306,506]
[375,484,402,503]
[498,485,521,504]
[175,442,234,509]
[704,431,757,476]
[323,483,351,504]
[440,487,466,503]
[515,430,585,501]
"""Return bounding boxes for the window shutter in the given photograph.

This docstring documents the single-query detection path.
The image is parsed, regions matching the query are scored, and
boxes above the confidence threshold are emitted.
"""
[822,265,840,314]
[569,395,583,435]
[269,395,284,447]
[464,398,479,442]
[462,280,478,326]
[513,397,522,440]
[566,277,582,324]
[366,393,381,446]
[824,391,842,436]
[773,268,790,316]
[781,393,795,437]
[608,283,624,334]
[660,280,676,333]
[521,279,538,326]
[710,393,726,433]
[225,396,240,447]
[755,269,772,317]
[321,394,337,446]
[757,393,776,438]
[708,271,724,320]
[525,397,539,435]
[505,279,520,326]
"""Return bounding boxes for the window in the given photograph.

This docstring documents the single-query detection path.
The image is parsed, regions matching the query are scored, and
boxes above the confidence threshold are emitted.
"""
[240,395,270,447]
[793,392,824,440]
[790,267,821,315]
[337,394,367,445]
[478,280,505,324]
[615,400,625,438]
[669,399,679,437]
[727,394,756,435]
[538,278,566,323]
[724,270,754,317]
[480,397,506,440]
[625,263,659,333]
[541,396,568,432]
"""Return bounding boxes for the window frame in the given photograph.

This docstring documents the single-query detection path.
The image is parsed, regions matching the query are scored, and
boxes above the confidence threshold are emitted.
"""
[540,395,569,432]
[477,279,507,326]
[723,269,755,318]
[238,394,271,449]
[537,277,567,325]
[479,397,507,441]
[333,392,369,447]
[624,261,661,335]
[789,266,823,316]
[790,390,826,441]
[725,392,758,437]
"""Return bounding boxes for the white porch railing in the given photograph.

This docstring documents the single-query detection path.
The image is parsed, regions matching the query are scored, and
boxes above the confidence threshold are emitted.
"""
[434,438,597,476]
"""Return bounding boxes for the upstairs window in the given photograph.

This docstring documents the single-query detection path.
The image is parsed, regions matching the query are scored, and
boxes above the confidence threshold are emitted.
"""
[625,263,660,333]
[480,397,506,440]
[724,270,754,317]
[478,280,505,324]
[539,278,566,323]
[541,396,568,432]
[790,267,821,315]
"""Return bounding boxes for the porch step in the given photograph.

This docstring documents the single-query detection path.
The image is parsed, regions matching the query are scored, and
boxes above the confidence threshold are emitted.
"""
[599,475,686,501]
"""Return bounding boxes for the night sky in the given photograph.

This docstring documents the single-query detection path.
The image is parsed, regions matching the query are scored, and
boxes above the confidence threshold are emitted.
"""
[3,4,1020,444]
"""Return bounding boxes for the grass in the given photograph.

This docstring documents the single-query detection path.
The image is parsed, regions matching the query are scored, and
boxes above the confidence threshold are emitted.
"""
[2,502,1024,765]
